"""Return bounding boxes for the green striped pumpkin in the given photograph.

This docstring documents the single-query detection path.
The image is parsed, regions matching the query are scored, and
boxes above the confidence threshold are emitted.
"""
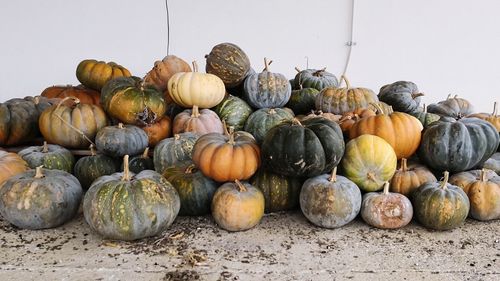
[212,95,253,130]
[74,145,119,189]
[18,141,75,173]
[153,132,200,174]
[286,87,320,115]
[250,169,302,213]
[244,108,294,144]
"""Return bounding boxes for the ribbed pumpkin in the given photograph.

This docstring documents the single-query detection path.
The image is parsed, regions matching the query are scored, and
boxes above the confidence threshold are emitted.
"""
[427,95,474,119]
[39,97,109,149]
[361,181,413,229]
[172,106,224,135]
[0,151,28,186]
[83,155,180,241]
[315,76,378,115]
[95,123,148,157]
[205,42,251,88]
[292,67,339,91]
[168,61,226,109]
[153,132,200,174]
[212,95,253,131]
[192,127,260,182]
[468,102,500,132]
[390,158,437,197]
[18,142,75,173]
[409,104,441,128]
[101,76,167,125]
[250,169,302,213]
[41,85,101,106]
[124,147,154,173]
[163,164,218,216]
[300,167,361,228]
[0,166,82,229]
[243,58,291,109]
[412,171,470,230]
[419,117,500,173]
[449,169,500,221]
[76,59,131,91]
[483,153,500,174]
[338,108,376,134]
[144,55,192,92]
[141,116,171,147]
[262,117,345,177]
[378,81,423,113]
[73,145,119,190]
[286,87,320,115]
[211,180,264,232]
[341,135,397,192]
[244,107,295,144]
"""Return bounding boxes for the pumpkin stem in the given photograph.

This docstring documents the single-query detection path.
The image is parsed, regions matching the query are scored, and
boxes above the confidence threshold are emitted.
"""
[446,94,452,100]
[33,96,40,105]
[411,93,425,99]
[328,166,338,182]
[191,105,200,118]
[292,118,303,126]
[234,179,247,192]
[192,61,199,72]
[268,108,276,115]
[313,68,327,76]
[263,58,273,72]
[42,141,49,153]
[174,134,180,141]
[121,155,131,181]
[370,102,385,115]
[400,158,408,172]
[480,169,487,182]
[184,164,197,174]
[422,103,427,112]
[382,181,390,195]
[341,75,351,88]
[297,72,304,90]
[294,67,301,73]
[34,166,44,179]
[89,144,96,156]
[440,171,450,189]
[492,102,498,116]
[142,147,150,158]
[118,123,124,129]
[387,106,394,115]
[222,120,230,136]
[228,126,235,145]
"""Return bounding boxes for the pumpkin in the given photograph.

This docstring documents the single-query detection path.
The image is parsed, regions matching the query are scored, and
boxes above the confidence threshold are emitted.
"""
[76,59,131,91]
[18,142,75,173]
[349,105,423,159]
[153,132,200,174]
[192,127,260,182]
[211,180,264,232]
[0,166,82,229]
[300,167,361,228]
[226,68,256,96]
[427,95,474,119]
[292,67,339,91]
[390,158,437,197]
[95,123,148,157]
[73,145,119,190]
[262,117,345,177]
[243,58,291,109]
[297,110,342,123]
[172,105,224,135]
[163,164,218,216]
[0,151,28,187]
[244,107,295,144]
[378,81,423,113]
[419,117,499,173]
[315,75,378,115]
[168,61,226,109]
[483,153,500,174]
[83,155,180,241]
[250,169,302,213]
[341,135,397,192]
[212,95,253,131]
[41,85,101,106]
[409,104,441,128]
[412,171,470,230]
[101,76,167,125]
[144,55,192,92]
[205,42,251,88]
[286,87,320,115]
[124,147,154,173]
[468,102,500,132]
[449,169,500,221]
[141,116,171,147]
[338,108,376,134]
[39,97,109,149]
[361,181,413,229]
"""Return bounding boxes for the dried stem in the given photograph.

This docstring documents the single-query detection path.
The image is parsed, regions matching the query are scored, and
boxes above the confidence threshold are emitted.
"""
[235,179,247,192]
[121,155,131,181]
[328,167,338,182]
[34,166,44,179]
[440,171,450,189]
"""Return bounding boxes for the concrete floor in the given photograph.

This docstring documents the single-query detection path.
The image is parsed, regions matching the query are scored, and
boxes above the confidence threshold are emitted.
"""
[0,211,499,281]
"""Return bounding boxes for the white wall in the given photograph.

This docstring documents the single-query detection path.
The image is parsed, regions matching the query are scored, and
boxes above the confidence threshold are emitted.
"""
[1,0,499,112]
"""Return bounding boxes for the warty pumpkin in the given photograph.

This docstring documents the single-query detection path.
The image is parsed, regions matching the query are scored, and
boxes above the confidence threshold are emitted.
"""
[41,85,101,106]
[172,105,224,135]
[18,141,75,173]
[205,42,251,88]
[76,59,131,91]
[390,158,437,197]
[144,55,192,92]
[0,151,28,187]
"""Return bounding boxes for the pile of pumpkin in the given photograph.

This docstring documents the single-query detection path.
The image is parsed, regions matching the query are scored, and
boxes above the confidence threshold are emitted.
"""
[0,42,499,241]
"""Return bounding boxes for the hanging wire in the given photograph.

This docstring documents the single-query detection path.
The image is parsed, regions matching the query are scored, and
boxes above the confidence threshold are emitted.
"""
[341,0,356,83]
[165,0,170,55]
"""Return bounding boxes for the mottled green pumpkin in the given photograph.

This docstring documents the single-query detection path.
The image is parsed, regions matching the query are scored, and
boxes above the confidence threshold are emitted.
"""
[153,132,200,174]
[18,142,75,173]
[250,169,302,213]
[378,81,423,113]
[95,123,149,157]
[123,147,154,173]
[427,95,474,119]
[73,146,119,190]
[212,95,253,131]
[286,87,320,115]
[205,42,251,88]
[483,153,500,174]
[244,108,295,144]
[76,59,131,91]
[293,68,339,91]
[409,104,441,128]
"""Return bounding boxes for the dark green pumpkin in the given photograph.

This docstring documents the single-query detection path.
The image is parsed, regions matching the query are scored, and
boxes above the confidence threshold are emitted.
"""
[427,95,474,119]
[74,145,119,189]
[122,147,154,173]
[153,132,200,174]
[250,169,302,213]
[412,171,470,230]
[419,117,499,173]
[18,142,75,173]
[95,123,148,157]
[286,87,320,115]
[293,68,339,91]
[244,108,295,144]
[212,95,253,131]
[262,117,345,177]
[205,42,251,88]
[409,104,441,128]
[378,81,423,113]
[163,164,218,216]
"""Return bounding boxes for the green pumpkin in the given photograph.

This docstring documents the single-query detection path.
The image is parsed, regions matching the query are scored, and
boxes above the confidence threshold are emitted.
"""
[250,169,302,213]
[427,95,474,119]
[212,95,253,131]
[293,68,339,91]
[205,42,251,88]
[244,108,294,144]
[18,141,75,173]
[378,81,423,113]
[163,164,218,216]
[153,132,200,174]
[95,123,148,157]
[74,145,119,189]
[412,171,470,230]
[286,87,320,115]
[262,117,345,177]
[483,153,500,174]
[409,105,441,128]
[83,155,180,241]
[122,147,154,173]
[0,166,82,229]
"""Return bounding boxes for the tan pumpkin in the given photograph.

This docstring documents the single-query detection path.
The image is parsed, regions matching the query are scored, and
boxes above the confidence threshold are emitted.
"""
[41,85,101,106]
[141,116,172,147]
[0,151,29,186]
[144,55,192,92]
[468,102,500,132]
[390,158,437,197]
[76,59,131,91]
[338,107,376,134]
[173,105,224,135]
[298,110,341,123]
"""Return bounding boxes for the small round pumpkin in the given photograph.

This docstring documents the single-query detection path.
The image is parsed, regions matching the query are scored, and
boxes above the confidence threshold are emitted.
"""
[95,123,148,157]
[211,180,265,232]
[378,81,423,113]
[144,55,192,92]
[172,106,224,135]
[41,85,101,106]
[427,95,474,119]
[293,67,339,91]
[205,42,251,88]
[18,142,75,173]
[73,145,119,190]
[390,158,437,197]
[244,107,295,144]
[0,151,28,187]
[76,59,131,91]
[483,153,500,174]
[141,116,172,147]
[212,95,253,131]
[467,102,500,132]
[286,87,320,115]
[250,169,302,213]
[123,147,154,174]
[153,132,200,174]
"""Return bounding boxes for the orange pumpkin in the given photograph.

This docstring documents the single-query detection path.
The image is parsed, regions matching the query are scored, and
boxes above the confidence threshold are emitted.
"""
[338,108,376,134]
[173,105,224,135]
[468,102,500,132]
[41,85,100,106]
[390,158,437,197]
[0,151,29,186]
[141,116,172,147]
[144,55,192,92]
[76,59,131,91]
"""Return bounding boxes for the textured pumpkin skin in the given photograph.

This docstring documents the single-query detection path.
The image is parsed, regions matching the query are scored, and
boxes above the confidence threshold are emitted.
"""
[243,63,291,109]
[300,172,361,228]
[467,103,500,132]
[76,59,131,91]
[390,158,437,197]
[205,43,251,88]
[144,55,192,92]
[74,152,119,190]
[172,106,224,135]
[124,148,154,174]
[212,95,253,131]
[483,153,500,174]
[427,96,474,119]
[0,151,28,187]
[0,168,82,229]
[141,116,171,147]
[250,169,302,213]
[341,135,397,192]
[41,85,101,106]
[83,168,180,241]
[39,99,109,148]
[168,70,226,109]
[163,165,218,216]
[211,181,265,232]
[19,143,75,173]
[153,133,200,174]
[95,124,148,157]
[101,76,167,125]
[262,117,345,177]
[286,88,320,115]
[419,117,500,173]
[293,69,339,91]
[378,81,423,113]
[244,108,295,144]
